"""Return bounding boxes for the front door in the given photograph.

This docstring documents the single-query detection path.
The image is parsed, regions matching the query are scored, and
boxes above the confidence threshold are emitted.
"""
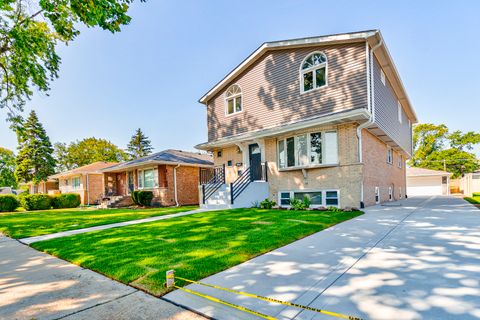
[249,143,262,181]
[127,171,135,195]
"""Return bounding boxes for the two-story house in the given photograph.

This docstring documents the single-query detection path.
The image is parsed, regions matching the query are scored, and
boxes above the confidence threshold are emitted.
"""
[197,30,417,209]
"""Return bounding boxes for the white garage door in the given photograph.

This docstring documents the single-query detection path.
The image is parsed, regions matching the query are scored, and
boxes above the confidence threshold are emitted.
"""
[407,176,443,196]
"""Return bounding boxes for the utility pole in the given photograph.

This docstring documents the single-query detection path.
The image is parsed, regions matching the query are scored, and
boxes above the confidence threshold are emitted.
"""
[443,159,447,171]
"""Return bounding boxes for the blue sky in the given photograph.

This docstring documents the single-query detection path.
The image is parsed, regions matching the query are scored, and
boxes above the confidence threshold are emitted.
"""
[1,0,479,156]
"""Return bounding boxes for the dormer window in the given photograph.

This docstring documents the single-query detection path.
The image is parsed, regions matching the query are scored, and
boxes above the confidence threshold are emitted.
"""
[300,52,327,93]
[225,84,242,115]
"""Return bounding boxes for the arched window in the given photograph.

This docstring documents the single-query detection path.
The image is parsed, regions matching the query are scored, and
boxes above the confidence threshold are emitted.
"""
[300,52,327,93]
[225,84,242,115]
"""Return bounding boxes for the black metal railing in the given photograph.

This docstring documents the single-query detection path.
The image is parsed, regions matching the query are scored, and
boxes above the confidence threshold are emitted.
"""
[199,167,215,185]
[202,164,225,204]
[230,162,268,204]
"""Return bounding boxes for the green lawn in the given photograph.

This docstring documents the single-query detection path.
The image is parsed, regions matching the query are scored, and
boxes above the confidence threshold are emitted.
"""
[32,208,363,296]
[465,194,480,205]
[0,206,197,238]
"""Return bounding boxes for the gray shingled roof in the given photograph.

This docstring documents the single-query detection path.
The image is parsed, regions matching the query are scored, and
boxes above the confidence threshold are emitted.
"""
[102,149,213,172]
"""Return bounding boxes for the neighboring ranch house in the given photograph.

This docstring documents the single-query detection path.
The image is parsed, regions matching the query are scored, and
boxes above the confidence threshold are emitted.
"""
[26,179,58,195]
[49,162,118,205]
[406,167,451,196]
[100,149,213,207]
[460,171,480,197]
[196,30,417,209]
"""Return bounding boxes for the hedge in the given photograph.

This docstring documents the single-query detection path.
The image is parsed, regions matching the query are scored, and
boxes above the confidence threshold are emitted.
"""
[131,190,153,206]
[0,194,20,212]
[52,193,81,209]
[20,194,52,211]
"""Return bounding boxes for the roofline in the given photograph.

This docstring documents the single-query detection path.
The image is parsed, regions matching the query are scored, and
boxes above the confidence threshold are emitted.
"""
[101,160,213,173]
[198,30,417,123]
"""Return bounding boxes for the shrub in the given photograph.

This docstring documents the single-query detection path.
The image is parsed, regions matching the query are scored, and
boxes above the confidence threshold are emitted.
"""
[20,194,52,211]
[131,191,140,205]
[289,198,305,211]
[0,194,20,212]
[251,200,259,208]
[260,198,276,209]
[52,193,81,209]
[327,206,342,213]
[473,192,480,197]
[137,191,154,206]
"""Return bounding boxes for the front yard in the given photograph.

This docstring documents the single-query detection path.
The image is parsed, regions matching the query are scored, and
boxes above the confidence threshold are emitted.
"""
[31,208,362,296]
[0,206,197,238]
[465,193,480,208]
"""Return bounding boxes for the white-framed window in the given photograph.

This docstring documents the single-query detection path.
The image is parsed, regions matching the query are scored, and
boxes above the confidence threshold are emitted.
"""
[388,187,393,201]
[225,84,242,115]
[399,186,402,199]
[138,167,159,189]
[380,69,386,85]
[278,190,339,208]
[387,147,393,164]
[72,177,81,190]
[398,154,403,168]
[278,131,338,169]
[300,52,327,93]
[375,187,380,204]
[397,101,403,124]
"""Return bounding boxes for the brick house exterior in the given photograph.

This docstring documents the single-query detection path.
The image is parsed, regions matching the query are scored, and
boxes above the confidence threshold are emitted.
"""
[101,150,213,207]
[196,30,417,209]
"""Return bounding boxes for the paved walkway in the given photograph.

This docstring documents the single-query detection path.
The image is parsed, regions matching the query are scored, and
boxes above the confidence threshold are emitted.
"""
[20,208,206,245]
[165,196,480,320]
[0,235,205,320]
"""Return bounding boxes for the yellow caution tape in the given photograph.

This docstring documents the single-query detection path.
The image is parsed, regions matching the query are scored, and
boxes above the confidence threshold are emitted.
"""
[174,285,277,320]
[176,276,363,320]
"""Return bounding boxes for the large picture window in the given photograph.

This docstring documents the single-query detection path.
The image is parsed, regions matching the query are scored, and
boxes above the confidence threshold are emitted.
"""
[278,131,338,169]
[300,52,327,93]
[72,176,80,190]
[225,84,242,115]
[138,167,159,189]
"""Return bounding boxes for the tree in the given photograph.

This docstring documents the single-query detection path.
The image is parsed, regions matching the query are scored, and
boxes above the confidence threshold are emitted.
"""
[15,110,55,185]
[410,123,480,178]
[127,128,153,159]
[53,142,71,172]
[0,0,144,120]
[0,147,17,188]
[64,137,127,168]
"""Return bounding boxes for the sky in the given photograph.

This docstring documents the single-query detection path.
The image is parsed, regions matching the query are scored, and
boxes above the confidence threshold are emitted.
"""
[1,0,479,156]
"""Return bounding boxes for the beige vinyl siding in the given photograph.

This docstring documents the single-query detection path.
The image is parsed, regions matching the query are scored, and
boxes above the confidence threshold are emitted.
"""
[207,42,368,142]
[372,56,412,154]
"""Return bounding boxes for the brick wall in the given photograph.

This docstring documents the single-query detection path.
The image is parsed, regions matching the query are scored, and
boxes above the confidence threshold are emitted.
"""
[85,174,104,204]
[362,129,406,206]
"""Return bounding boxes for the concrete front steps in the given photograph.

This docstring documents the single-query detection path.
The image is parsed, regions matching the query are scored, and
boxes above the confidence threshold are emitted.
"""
[201,181,269,210]
[97,195,133,209]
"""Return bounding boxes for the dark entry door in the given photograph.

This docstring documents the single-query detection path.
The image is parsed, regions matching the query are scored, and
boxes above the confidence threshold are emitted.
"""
[127,171,134,194]
[249,143,262,181]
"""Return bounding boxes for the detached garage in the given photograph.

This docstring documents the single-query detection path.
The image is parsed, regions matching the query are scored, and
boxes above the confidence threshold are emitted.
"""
[407,167,452,196]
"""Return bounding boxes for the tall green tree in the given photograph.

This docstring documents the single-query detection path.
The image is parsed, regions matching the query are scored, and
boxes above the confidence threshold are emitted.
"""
[0,0,144,120]
[410,123,480,178]
[127,128,153,159]
[64,137,127,168]
[15,110,55,185]
[53,142,71,172]
[0,147,17,188]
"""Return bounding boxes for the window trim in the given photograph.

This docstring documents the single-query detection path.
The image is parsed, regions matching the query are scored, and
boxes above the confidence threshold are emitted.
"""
[386,147,393,165]
[299,51,328,94]
[380,69,386,86]
[224,84,243,116]
[72,176,81,190]
[388,186,393,201]
[137,167,159,190]
[278,189,340,208]
[398,154,403,168]
[375,186,380,204]
[277,130,338,170]
[397,101,403,124]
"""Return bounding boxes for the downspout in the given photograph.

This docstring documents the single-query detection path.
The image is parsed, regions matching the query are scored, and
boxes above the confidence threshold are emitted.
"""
[173,164,181,207]
[357,36,383,207]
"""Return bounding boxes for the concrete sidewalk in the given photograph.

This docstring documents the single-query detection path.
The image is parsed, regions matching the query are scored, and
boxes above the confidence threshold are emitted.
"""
[165,196,480,320]
[0,235,205,320]
[20,208,205,245]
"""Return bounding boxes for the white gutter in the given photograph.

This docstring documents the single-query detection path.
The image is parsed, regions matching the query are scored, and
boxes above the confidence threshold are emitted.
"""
[173,164,181,207]
[357,35,383,207]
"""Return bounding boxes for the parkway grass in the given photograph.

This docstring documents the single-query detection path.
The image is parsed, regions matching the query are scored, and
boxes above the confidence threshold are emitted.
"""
[0,206,197,238]
[32,208,363,296]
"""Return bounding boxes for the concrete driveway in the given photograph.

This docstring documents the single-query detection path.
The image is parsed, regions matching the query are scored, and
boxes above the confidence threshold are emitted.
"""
[165,196,480,320]
[0,236,205,320]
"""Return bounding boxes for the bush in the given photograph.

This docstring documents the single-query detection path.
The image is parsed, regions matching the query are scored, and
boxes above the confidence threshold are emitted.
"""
[20,194,52,211]
[0,195,20,212]
[131,191,140,205]
[259,198,276,209]
[137,191,154,206]
[327,206,342,213]
[52,193,81,209]
[289,196,311,211]
[473,192,480,197]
